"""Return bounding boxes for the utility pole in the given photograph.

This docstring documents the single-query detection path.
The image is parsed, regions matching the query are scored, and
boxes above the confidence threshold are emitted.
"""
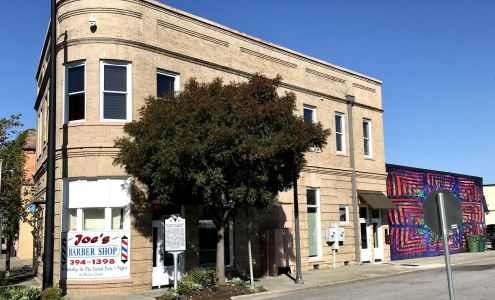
[293,177,304,284]
[346,95,361,263]
[43,0,57,290]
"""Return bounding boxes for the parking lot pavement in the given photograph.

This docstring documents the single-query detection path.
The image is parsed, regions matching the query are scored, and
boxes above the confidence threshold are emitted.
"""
[233,250,495,300]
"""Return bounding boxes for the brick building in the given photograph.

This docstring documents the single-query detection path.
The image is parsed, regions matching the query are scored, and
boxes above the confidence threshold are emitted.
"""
[17,130,37,261]
[34,0,391,295]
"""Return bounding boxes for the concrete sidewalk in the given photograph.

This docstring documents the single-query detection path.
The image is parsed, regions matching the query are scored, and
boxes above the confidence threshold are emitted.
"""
[2,250,495,299]
[0,256,41,289]
[233,250,495,300]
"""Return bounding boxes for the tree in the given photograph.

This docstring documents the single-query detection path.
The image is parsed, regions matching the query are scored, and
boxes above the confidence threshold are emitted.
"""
[0,115,27,276]
[115,74,330,283]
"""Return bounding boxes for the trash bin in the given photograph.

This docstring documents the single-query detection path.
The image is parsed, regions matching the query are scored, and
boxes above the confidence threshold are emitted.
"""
[466,235,480,252]
[479,236,486,252]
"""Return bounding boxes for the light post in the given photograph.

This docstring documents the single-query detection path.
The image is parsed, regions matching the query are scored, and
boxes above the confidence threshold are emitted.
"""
[293,176,304,284]
[346,95,361,263]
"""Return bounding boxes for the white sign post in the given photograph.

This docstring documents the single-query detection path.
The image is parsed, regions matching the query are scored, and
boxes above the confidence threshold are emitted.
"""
[165,215,186,290]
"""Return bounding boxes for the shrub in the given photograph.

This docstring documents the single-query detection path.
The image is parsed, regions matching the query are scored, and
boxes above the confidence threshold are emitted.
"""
[188,269,217,288]
[40,286,64,300]
[176,279,201,295]
[227,277,249,287]
[0,286,41,300]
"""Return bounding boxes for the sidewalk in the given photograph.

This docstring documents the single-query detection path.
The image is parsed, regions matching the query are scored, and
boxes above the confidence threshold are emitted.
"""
[234,250,495,300]
[2,251,495,299]
[0,256,41,289]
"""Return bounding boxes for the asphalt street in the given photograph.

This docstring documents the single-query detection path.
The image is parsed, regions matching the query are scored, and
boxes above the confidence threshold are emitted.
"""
[270,258,495,300]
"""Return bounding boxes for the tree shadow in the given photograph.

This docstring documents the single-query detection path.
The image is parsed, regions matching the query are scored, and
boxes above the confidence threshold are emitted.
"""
[6,265,36,285]
[129,180,152,240]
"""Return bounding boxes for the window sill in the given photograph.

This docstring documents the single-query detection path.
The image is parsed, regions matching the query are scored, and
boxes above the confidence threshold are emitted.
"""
[336,152,348,157]
[364,156,374,161]
[308,256,324,262]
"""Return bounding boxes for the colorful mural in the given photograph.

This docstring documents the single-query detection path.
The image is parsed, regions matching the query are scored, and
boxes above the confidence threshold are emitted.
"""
[386,164,485,260]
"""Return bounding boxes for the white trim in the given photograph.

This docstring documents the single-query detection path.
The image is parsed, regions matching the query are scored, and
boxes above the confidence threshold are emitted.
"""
[100,60,132,122]
[335,112,346,154]
[303,104,316,124]
[62,178,131,232]
[157,69,180,95]
[64,61,87,124]
[306,187,322,259]
[363,118,373,158]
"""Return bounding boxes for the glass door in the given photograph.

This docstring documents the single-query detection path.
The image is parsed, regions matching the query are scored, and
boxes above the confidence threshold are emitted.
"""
[359,206,371,262]
[372,209,383,261]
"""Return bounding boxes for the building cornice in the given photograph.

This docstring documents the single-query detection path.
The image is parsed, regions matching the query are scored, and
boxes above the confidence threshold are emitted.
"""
[63,37,384,113]
[56,0,382,86]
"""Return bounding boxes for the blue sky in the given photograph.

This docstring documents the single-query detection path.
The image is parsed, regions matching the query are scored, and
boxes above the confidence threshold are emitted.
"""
[2,1,494,183]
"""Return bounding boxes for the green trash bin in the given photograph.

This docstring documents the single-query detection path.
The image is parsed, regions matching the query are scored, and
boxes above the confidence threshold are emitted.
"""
[479,235,486,252]
[466,235,480,252]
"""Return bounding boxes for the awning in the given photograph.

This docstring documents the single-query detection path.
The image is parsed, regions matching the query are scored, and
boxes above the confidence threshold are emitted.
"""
[358,190,397,209]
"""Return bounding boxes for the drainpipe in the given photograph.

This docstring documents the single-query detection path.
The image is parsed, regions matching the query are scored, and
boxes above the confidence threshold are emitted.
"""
[346,95,361,263]
[43,0,57,289]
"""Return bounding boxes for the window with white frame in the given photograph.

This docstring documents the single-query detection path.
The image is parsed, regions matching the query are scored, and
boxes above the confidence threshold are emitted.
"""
[335,112,345,153]
[101,61,132,121]
[339,205,349,224]
[157,70,180,97]
[63,178,131,232]
[306,187,321,258]
[363,119,372,157]
[303,105,316,124]
[65,62,85,122]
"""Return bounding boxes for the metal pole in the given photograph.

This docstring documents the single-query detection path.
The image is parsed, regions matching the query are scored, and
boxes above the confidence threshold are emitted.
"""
[43,0,57,290]
[245,206,254,288]
[293,177,304,284]
[346,95,361,263]
[438,192,455,300]
[173,252,179,290]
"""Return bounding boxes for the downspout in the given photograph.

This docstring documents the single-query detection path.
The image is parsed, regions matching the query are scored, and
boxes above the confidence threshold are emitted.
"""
[346,95,361,263]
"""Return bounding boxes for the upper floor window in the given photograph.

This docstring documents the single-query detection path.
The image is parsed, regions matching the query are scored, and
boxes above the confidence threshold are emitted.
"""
[101,61,132,121]
[335,112,345,153]
[303,105,316,124]
[65,63,85,122]
[157,70,180,97]
[363,119,372,157]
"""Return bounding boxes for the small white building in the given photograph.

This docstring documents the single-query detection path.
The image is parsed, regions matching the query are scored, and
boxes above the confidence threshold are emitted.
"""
[484,185,495,225]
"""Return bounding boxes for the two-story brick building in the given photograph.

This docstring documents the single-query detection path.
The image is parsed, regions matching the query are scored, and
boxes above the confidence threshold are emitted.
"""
[34,0,392,295]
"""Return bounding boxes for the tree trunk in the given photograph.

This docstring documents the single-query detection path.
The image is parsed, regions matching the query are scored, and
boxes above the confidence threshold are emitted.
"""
[5,233,12,278]
[216,224,226,285]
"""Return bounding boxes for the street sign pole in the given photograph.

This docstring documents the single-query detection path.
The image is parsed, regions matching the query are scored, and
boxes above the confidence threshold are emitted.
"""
[171,251,182,290]
[438,192,455,300]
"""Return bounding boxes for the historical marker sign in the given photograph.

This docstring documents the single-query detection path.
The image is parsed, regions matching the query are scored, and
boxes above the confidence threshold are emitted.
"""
[423,190,463,235]
[165,215,186,252]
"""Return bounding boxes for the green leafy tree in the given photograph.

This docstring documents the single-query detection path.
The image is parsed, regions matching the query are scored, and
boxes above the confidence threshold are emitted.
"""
[115,74,330,283]
[0,114,28,275]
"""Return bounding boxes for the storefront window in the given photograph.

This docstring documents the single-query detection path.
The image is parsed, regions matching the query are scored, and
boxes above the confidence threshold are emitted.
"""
[83,208,105,230]
[112,207,124,230]
[69,209,77,231]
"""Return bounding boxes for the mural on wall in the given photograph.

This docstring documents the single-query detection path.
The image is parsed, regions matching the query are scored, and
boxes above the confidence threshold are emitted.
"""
[386,164,485,260]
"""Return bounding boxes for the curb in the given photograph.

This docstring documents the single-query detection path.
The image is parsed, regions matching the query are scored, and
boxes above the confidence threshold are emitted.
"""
[231,255,495,300]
